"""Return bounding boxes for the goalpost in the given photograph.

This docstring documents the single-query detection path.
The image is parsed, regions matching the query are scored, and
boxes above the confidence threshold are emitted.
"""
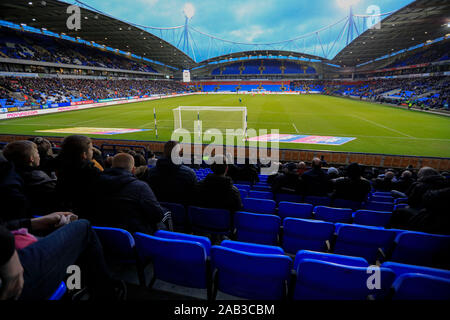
[173,106,247,137]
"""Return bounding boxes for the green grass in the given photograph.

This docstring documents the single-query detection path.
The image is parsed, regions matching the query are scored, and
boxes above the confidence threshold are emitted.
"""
[0,94,449,157]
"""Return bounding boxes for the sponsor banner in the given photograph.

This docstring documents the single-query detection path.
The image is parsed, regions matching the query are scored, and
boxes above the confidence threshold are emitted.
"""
[248,134,356,146]
[36,127,151,135]
[0,108,8,113]
[71,100,94,106]
[7,107,18,112]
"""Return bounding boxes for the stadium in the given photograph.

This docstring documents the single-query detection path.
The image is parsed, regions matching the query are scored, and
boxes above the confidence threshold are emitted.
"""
[0,0,449,306]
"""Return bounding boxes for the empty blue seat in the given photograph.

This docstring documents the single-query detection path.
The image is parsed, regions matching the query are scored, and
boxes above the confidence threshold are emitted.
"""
[371,195,394,203]
[304,196,331,207]
[333,224,397,264]
[154,230,211,256]
[248,190,274,200]
[210,246,293,299]
[392,274,450,300]
[134,232,211,296]
[332,199,362,211]
[278,202,313,220]
[275,193,303,203]
[92,226,136,262]
[188,206,232,235]
[160,202,186,230]
[220,240,284,255]
[238,189,248,199]
[314,206,353,223]
[283,218,334,254]
[372,192,392,197]
[293,259,395,300]
[394,198,408,204]
[235,211,281,245]
[390,231,450,268]
[364,201,394,212]
[235,184,251,192]
[252,185,272,192]
[353,209,392,227]
[381,262,450,280]
[294,250,369,268]
[242,198,277,214]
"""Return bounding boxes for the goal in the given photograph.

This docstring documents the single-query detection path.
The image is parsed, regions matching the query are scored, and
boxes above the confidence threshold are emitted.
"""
[173,106,247,136]
[251,88,266,94]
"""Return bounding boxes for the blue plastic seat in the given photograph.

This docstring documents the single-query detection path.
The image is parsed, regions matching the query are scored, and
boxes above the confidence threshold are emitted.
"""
[252,185,272,192]
[278,202,313,220]
[160,202,186,230]
[275,193,303,204]
[304,196,331,207]
[154,230,211,256]
[48,282,67,300]
[242,198,277,214]
[333,224,397,264]
[353,209,392,227]
[210,246,293,300]
[293,259,395,300]
[314,206,353,223]
[235,211,281,245]
[372,192,392,197]
[220,240,284,255]
[392,274,450,300]
[188,206,232,235]
[248,190,274,200]
[235,184,251,192]
[393,204,408,210]
[282,218,335,254]
[371,195,394,203]
[238,189,248,199]
[332,199,362,211]
[364,201,394,212]
[394,198,408,204]
[381,262,450,280]
[294,250,369,268]
[390,231,450,268]
[92,226,136,263]
[134,232,211,297]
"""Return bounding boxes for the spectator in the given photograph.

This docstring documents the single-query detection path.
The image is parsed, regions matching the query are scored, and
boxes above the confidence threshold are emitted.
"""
[30,137,56,178]
[55,135,101,217]
[332,163,372,202]
[373,171,396,192]
[147,151,158,167]
[406,167,449,210]
[235,161,259,185]
[297,161,307,176]
[141,141,197,205]
[195,155,242,212]
[93,153,171,234]
[301,158,332,196]
[3,141,57,215]
[327,167,339,180]
[271,162,302,195]
[393,170,415,194]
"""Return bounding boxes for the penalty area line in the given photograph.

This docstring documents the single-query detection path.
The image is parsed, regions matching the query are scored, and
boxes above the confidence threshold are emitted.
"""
[292,123,299,133]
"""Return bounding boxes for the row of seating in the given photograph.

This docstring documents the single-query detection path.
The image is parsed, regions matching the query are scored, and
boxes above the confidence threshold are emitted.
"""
[93,227,450,300]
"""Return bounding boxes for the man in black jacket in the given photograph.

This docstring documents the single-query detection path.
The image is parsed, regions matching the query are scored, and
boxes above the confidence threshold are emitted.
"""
[94,153,171,234]
[301,158,332,196]
[141,141,197,205]
[195,155,243,212]
[332,163,372,202]
[3,140,57,215]
[271,162,302,195]
[406,167,449,210]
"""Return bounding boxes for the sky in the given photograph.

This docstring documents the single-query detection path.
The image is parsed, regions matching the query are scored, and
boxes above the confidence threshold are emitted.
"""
[77,0,415,62]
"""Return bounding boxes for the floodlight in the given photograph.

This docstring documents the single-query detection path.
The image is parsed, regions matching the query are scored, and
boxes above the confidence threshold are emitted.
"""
[336,0,360,9]
[183,3,195,19]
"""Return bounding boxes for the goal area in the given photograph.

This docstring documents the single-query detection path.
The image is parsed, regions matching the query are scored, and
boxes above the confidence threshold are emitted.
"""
[173,106,247,135]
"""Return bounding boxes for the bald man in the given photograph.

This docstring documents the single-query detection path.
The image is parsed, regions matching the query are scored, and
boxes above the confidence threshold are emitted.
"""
[301,157,333,196]
[93,153,171,234]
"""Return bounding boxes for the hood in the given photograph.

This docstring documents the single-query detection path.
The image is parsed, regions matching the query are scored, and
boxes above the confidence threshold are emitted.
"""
[15,165,55,186]
[99,168,136,193]
[155,157,180,172]
[420,174,447,187]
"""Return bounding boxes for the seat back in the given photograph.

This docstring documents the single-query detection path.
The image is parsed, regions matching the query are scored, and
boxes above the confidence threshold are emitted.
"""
[282,218,335,254]
[134,232,209,289]
[381,262,450,280]
[93,226,136,262]
[275,193,303,204]
[155,230,211,256]
[235,211,281,245]
[364,201,394,212]
[390,232,450,268]
[314,206,353,223]
[248,190,274,200]
[293,259,395,300]
[188,206,231,235]
[332,199,362,211]
[48,282,67,300]
[211,246,292,300]
[371,195,394,203]
[278,202,313,220]
[160,202,186,229]
[392,274,450,300]
[353,210,392,227]
[294,250,369,270]
[242,198,277,214]
[334,224,397,264]
[220,240,285,255]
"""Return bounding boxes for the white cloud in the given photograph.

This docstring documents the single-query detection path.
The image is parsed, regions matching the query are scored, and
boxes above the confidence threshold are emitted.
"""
[229,25,267,43]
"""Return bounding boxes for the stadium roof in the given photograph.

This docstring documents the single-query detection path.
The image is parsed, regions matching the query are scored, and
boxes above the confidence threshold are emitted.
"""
[0,0,196,69]
[196,50,332,67]
[333,0,450,67]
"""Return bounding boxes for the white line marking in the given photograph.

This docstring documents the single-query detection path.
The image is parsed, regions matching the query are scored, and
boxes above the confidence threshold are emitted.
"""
[350,114,415,138]
[292,123,299,133]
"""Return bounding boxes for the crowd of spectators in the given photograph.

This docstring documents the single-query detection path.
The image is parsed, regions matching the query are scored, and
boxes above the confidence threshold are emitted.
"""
[0,77,190,108]
[0,136,449,300]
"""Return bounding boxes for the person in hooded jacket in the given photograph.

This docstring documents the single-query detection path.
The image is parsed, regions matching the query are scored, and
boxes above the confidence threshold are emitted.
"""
[271,162,302,195]
[406,167,449,210]
[140,141,198,205]
[195,155,243,213]
[94,153,171,234]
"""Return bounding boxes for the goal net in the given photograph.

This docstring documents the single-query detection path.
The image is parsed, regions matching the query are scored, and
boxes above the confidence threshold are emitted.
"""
[251,89,266,93]
[173,106,247,136]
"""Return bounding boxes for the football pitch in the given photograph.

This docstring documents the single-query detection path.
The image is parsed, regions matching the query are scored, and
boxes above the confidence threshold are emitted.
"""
[0,94,449,158]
